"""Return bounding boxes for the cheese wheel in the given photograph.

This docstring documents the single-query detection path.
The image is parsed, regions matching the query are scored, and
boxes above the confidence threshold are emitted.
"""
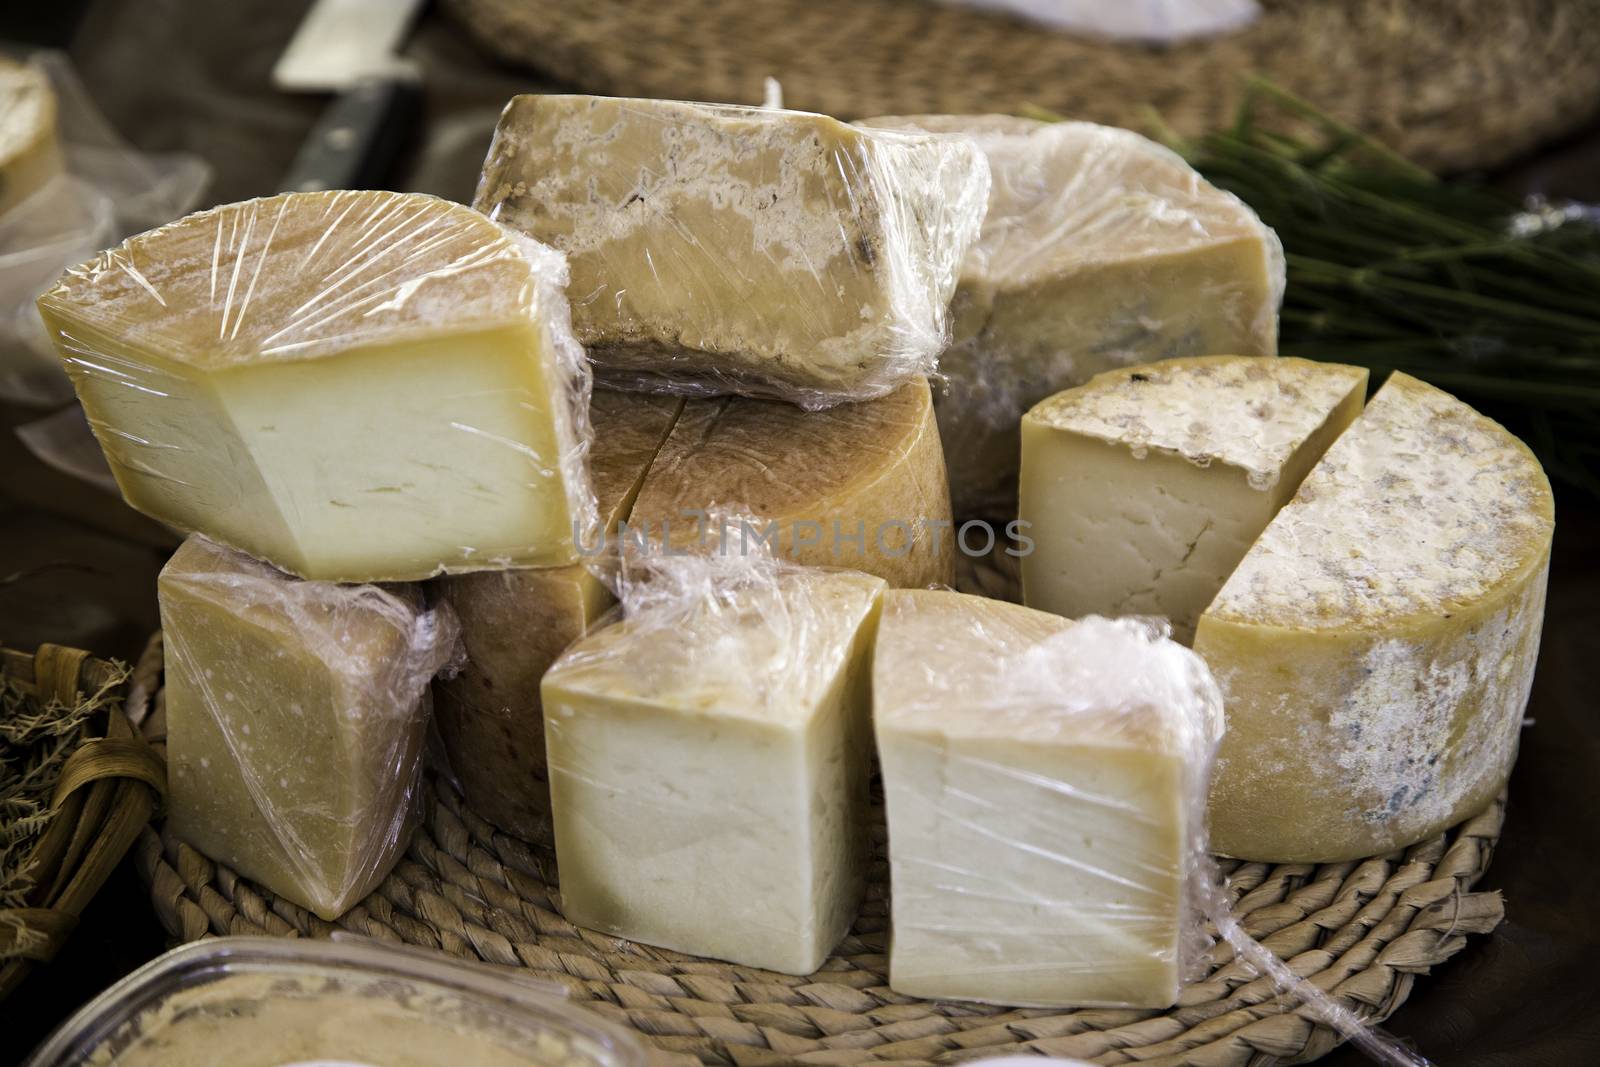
[0,57,64,215]
[1196,373,1554,861]
[630,377,954,588]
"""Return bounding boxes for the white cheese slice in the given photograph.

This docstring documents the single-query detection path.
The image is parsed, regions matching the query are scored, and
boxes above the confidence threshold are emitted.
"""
[873,590,1220,1008]
[477,95,989,405]
[859,114,1283,515]
[431,390,684,841]
[542,566,886,974]
[0,57,63,215]
[1196,372,1554,861]
[38,190,595,582]
[1019,355,1367,643]
[629,377,953,588]
[159,535,456,920]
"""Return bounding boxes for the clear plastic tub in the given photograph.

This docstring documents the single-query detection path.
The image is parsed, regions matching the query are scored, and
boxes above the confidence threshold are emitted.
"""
[23,936,647,1067]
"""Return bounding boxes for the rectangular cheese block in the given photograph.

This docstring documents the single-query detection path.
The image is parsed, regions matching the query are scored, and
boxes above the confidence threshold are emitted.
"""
[1020,356,1367,644]
[542,566,886,974]
[628,378,953,588]
[859,115,1283,516]
[476,95,989,405]
[1196,373,1554,861]
[431,390,683,841]
[0,56,64,215]
[873,590,1220,1007]
[159,535,457,920]
[38,189,595,582]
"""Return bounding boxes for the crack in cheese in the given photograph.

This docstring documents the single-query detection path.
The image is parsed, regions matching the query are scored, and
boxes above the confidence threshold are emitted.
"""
[629,377,953,587]
[477,96,989,405]
[1196,372,1554,861]
[1020,356,1367,643]
[542,568,885,974]
[39,190,595,582]
[160,535,456,920]
[873,591,1219,1008]
[431,390,684,841]
[0,57,63,215]
[859,115,1283,515]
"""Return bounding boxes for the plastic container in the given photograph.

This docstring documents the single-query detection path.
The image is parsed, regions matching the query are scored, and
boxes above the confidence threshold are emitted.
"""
[23,936,647,1067]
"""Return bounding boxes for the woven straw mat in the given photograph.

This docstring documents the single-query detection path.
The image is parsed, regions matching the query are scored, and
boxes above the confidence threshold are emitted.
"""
[442,0,1600,174]
[129,550,1508,1067]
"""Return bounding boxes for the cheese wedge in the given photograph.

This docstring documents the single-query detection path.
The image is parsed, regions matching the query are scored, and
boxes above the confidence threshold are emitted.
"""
[0,57,63,215]
[159,535,456,920]
[874,590,1220,1007]
[1019,356,1368,643]
[629,378,953,588]
[38,190,595,582]
[860,115,1283,515]
[477,95,989,404]
[542,567,886,974]
[431,390,683,841]
[1196,373,1554,861]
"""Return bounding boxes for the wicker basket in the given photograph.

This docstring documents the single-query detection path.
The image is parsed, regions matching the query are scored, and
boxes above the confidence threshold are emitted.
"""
[0,643,166,1002]
[130,562,1509,1067]
[443,0,1600,174]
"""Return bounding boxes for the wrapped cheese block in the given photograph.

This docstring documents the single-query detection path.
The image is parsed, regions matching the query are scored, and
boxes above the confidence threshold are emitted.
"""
[38,190,595,582]
[477,95,990,406]
[0,57,64,215]
[629,377,953,588]
[159,535,458,920]
[431,390,683,841]
[1019,356,1368,643]
[543,557,886,974]
[873,590,1221,1007]
[859,115,1283,516]
[1197,373,1554,861]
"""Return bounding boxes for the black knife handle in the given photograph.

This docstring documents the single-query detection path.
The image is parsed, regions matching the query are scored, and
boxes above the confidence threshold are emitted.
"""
[281,75,421,193]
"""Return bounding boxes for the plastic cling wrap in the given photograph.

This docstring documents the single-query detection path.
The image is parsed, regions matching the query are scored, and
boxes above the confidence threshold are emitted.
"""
[858,114,1284,516]
[872,592,1222,1008]
[37,189,597,583]
[159,535,459,921]
[476,95,990,408]
[541,543,886,974]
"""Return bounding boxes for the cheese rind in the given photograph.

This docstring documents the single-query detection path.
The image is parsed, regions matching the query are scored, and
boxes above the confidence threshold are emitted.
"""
[159,535,457,920]
[0,57,63,215]
[1020,356,1367,643]
[542,566,886,974]
[859,115,1283,515]
[431,390,683,841]
[1196,373,1554,861]
[873,591,1221,1008]
[39,190,595,582]
[629,378,953,588]
[477,96,989,405]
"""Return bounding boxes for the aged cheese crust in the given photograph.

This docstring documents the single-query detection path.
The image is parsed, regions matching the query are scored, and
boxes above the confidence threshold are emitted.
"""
[478,95,989,404]
[1197,373,1554,861]
[630,378,954,588]
[859,114,1282,514]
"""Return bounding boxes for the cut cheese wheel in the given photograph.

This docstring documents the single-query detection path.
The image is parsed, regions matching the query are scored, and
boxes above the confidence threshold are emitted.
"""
[859,114,1282,516]
[543,566,886,974]
[1019,355,1367,643]
[477,95,989,406]
[873,590,1220,1008]
[1196,372,1554,861]
[38,190,595,582]
[629,377,954,588]
[0,57,64,215]
[160,535,456,920]
[431,390,683,841]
